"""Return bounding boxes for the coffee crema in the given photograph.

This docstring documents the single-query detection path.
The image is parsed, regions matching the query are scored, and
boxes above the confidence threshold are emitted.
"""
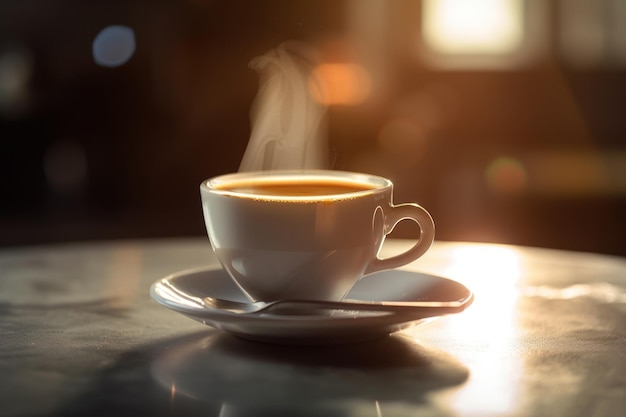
[215,178,377,197]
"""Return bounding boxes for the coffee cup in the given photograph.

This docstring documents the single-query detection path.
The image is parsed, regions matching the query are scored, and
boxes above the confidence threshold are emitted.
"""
[200,170,434,302]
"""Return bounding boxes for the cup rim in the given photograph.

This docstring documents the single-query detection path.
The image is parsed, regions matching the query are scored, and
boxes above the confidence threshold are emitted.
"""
[201,169,392,202]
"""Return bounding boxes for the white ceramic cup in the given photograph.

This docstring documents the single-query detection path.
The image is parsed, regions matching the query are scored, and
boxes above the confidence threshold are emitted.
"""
[200,170,435,302]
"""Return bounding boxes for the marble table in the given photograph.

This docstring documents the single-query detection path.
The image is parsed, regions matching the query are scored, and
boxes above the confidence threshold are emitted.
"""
[2,238,625,416]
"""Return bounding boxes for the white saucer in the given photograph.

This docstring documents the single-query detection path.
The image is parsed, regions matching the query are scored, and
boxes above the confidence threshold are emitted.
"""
[150,267,473,344]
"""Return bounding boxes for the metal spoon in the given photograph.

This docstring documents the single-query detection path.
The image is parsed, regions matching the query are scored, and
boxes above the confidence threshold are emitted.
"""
[202,293,473,316]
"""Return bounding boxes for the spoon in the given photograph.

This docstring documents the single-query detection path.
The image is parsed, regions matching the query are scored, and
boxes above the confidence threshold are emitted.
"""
[202,293,474,316]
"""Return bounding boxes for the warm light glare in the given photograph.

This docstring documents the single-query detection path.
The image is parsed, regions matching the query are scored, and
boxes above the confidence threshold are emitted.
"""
[437,244,524,414]
[448,243,522,273]
[444,244,522,297]
[423,0,524,54]
[439,245,523,344]
[309,63,371,106]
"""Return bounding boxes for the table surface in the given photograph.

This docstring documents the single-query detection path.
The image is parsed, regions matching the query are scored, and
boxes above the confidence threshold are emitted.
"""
[2,238,625,417]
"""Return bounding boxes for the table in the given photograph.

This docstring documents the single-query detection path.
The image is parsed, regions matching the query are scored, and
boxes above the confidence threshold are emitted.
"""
[2,238,625,416]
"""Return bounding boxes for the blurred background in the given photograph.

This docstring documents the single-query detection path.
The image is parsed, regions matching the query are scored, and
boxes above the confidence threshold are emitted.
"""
[1,0,625,256]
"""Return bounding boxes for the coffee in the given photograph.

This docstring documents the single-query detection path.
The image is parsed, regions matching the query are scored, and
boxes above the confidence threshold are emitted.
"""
[215,178,377,198]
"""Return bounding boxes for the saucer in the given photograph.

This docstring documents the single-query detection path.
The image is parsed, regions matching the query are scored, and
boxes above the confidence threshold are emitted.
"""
[150,267,473,344]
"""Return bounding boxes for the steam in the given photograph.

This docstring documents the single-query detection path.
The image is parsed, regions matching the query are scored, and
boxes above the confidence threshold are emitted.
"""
[239,42,329,172]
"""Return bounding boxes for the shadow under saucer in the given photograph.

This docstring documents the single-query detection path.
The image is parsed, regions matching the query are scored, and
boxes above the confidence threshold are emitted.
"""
[151,331,470,415]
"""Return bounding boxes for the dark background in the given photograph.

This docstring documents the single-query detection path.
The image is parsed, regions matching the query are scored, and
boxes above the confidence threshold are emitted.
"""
[1,0,625,256]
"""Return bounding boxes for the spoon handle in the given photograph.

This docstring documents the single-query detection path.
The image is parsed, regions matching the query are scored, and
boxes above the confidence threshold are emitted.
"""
[262,294,474,315]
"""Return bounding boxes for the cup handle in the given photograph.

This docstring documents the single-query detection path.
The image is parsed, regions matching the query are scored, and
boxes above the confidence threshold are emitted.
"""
[364,203,435,275]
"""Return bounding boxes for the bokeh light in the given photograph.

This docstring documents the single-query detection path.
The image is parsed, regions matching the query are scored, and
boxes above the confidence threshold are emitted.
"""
[0,46,33,116]
[485,156,528,195]
[422,0,524,54]
[309,63,371,106]
[92,25,136,68]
